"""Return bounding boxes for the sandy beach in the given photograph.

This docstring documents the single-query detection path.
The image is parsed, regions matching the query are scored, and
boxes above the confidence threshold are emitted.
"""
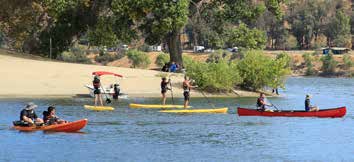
[0,51,260,99]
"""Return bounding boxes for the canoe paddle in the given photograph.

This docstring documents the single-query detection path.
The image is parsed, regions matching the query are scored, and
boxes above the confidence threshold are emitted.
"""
[168,74,176,105]
[199,90,216,108]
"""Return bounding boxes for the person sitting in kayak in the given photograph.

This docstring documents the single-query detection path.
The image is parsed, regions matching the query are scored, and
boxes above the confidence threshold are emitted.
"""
[161,77,171,105]
[183,76,198,108]
[43,106,67,125]
[257,93,273,112]
[305,94,319,112]
[93,75,104,106]
[20,102,43,125]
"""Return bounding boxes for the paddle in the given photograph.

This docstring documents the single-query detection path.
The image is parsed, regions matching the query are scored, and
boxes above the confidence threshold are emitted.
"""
[264,98,278,111]
[199,89,216,108]
[168,77,175,105]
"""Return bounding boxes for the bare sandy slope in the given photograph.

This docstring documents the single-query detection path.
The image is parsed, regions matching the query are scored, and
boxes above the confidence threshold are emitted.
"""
[0,53,258,98]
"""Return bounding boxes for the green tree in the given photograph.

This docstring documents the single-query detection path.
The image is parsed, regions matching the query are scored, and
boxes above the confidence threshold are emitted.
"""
[87,18,118,48]
[321,53,338,75]
[237,50,289,90]
[342,54,352,70]
[155,53,170,67]
[302,53,315,75]
[224,23,267,49]
[326,10,351,47]
[126,49,151,68]
[185,60,242,92]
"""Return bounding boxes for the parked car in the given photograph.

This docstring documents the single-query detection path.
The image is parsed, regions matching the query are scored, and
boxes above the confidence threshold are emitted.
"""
[193,46,205,53]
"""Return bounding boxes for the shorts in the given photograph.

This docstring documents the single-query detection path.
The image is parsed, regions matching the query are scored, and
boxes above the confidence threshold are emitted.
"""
[161,89,167,94]
[94,88,101,94]
[183,91,190,101]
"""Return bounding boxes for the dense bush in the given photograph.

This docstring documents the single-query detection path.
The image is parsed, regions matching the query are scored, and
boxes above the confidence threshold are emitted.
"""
[155,53,170,67]
[185,60,242,92]
[321,53,338,74]
[302,53,315,75]
[95,53,120,65]
[237,50,290,90]
[206,50,231,63]
[184,50,290,92]
[276,52,292,69]
[58,48,91,64]
[127,49,151,68]
[342,54,352,70]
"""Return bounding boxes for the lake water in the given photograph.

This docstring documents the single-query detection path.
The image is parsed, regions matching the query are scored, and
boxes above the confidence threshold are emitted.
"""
[1,77,354,161]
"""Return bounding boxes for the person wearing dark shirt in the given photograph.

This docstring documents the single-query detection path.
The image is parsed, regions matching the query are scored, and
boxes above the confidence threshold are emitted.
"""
[305,94,319,112]
[43,106,67,125]
[162,63,169,72]
[20,102,43,125]
[93,75,104,106]
[161,77,171,105]
[256,93,273,112]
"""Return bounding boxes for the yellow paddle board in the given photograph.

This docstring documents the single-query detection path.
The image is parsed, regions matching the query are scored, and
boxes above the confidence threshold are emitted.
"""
[84,105,115,111]
[159,108,228,114]
[129,103,191,109]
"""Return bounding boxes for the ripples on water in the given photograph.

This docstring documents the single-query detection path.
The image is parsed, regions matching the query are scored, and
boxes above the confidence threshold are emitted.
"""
[1,77,354,161]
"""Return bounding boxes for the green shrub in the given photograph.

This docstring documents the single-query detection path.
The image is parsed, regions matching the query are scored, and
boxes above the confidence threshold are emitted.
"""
[58,48,91,64]
[276,52,292,68]
[138,44,151,52]
[342,54,352,70]
[206,50,231,63]
[302,53,314,75]
[321,53,338,74]
[155,53,170,67]
[127,49,151,68]
[185,60,242,92]
[237,50,290,90]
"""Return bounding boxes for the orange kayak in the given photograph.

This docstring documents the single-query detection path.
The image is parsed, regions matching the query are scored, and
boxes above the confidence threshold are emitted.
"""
[13,119,88,132]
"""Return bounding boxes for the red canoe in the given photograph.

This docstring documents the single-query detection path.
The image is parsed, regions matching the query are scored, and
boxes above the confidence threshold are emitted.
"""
[13,119,88,132]
[237,107,346,118]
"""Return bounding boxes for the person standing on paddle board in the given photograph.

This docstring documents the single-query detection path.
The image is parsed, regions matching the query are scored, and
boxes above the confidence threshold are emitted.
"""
[20,102,44,125]
[93,75,104,106]
[305,94,319,112]
[161,77,171,105]
[183,76,198,108]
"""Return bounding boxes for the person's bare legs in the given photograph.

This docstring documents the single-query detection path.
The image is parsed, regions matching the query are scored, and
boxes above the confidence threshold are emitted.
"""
[162,93,166,105]
[99,94,104,106]
[184,100,189,109]
[94,95,98,106]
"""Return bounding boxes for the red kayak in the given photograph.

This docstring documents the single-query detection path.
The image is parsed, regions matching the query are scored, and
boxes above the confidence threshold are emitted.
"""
[237,107,346,118]
[13,119,88,132]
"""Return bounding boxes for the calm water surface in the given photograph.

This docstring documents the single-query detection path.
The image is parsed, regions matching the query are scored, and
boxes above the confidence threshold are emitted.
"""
[1,77,354,161]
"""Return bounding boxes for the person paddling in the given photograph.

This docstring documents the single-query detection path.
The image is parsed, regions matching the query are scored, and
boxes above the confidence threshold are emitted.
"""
[20,102,43,125]
[305,94,319,112]
[183,76,198,108]
[43,106,68,125]
[161,77,171,105]
[257,93,273,112]
[93,75,104,106]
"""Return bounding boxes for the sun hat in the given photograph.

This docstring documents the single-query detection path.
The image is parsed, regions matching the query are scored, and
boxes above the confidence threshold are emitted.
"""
[25,102,38,110]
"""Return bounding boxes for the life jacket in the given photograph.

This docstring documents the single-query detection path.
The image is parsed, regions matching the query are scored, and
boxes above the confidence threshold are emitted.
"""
[93,78,100,89]
[183,81,190,92]
[161,81,168,91]
[257,97,264,107]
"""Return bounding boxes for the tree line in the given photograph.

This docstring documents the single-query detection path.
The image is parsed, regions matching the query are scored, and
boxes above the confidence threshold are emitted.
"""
[0,0,352,66]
